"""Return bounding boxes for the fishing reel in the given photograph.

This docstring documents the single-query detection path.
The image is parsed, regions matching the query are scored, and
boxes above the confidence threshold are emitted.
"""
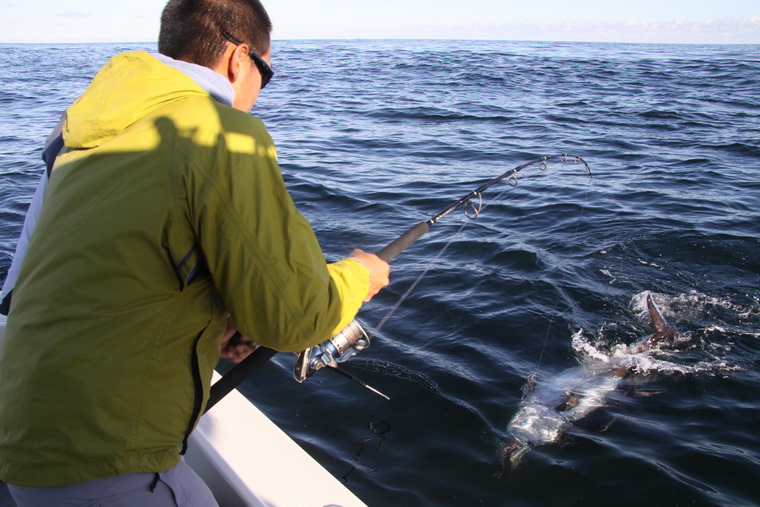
[294,319,370,382]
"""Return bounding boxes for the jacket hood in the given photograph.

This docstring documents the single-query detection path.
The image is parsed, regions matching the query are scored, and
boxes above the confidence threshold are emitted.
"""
[63,51,208,150]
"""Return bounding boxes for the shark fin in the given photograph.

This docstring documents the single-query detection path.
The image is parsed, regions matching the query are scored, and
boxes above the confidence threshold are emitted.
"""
[646,294,668,333]
[645,294,675,345]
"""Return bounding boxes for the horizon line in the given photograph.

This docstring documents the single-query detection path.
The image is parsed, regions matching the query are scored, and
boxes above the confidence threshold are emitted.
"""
[1,37,759,46]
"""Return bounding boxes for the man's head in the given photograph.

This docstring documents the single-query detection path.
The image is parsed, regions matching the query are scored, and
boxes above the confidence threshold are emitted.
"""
[159,0,273,111]
[159,0,272,68]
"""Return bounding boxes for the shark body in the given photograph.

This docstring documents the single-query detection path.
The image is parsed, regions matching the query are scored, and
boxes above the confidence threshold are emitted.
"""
[501,294,676,470]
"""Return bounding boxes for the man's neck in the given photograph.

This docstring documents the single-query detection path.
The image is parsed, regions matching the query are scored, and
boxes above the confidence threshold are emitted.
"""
[151,53,235,107]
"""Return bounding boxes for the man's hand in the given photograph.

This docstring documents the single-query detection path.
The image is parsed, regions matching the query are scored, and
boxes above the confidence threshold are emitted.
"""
[220,317,259,363]
[349,249,390,302]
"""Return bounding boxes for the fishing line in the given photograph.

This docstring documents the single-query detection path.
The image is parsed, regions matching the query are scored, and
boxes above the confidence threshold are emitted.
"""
[211,155,592,406]
[373,155,593,339]
[287,154,591,397]
[374,180,515,332]
[532,181,594,375]
[374,222,462,331]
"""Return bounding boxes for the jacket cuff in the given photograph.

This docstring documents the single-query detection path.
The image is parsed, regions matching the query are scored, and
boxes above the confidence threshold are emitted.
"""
[325,257,370,336]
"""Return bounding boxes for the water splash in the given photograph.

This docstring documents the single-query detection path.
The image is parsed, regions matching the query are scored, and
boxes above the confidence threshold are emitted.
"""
[572,290,751,377]
[500,290,750,472]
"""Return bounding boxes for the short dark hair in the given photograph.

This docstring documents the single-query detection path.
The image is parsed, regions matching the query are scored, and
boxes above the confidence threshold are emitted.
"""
[158,0,272,67]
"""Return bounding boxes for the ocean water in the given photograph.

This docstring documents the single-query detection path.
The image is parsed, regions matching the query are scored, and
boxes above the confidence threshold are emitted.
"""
[1,40,759,506]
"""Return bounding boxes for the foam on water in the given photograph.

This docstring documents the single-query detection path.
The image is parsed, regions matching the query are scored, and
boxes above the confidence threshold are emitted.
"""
[571,291,750,377]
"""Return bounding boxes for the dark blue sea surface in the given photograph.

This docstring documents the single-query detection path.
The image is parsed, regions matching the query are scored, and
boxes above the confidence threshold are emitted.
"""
[1,40,759,506]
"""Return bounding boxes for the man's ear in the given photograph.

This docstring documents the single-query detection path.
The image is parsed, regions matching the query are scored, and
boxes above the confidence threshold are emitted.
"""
[226,44,250,85]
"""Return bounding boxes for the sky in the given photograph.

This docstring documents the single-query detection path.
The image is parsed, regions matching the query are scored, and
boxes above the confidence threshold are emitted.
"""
[1,0,758,44]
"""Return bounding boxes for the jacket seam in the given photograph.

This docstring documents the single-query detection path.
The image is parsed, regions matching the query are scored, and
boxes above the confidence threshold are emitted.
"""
[180,329,205,455]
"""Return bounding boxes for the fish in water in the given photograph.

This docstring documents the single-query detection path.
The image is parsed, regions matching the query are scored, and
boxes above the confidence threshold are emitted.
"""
[632,293,676,352]
[499,294,677,471]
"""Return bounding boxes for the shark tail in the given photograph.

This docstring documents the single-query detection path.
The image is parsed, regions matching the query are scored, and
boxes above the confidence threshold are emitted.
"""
[497,441,533,471]
[510,444,532,469]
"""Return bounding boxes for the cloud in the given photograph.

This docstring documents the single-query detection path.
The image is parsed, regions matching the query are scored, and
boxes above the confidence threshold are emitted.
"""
[273,15,759,44]
[57,11,93,18]
[433,17,760,44]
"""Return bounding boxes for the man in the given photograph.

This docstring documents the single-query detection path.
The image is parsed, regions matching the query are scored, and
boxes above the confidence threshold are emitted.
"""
[0,0,390,504]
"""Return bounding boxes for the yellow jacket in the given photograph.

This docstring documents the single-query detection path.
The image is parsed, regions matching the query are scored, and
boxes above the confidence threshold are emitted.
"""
[0,51,368,486]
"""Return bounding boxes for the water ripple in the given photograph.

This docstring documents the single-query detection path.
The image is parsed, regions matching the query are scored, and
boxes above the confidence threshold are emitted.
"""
[1,40,759,506]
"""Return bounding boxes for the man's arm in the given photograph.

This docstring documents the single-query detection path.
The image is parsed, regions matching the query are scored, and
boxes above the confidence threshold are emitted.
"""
[188,115,387,353]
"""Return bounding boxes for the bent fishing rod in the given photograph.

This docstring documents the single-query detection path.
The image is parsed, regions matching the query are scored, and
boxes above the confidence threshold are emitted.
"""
[206,154,592,411]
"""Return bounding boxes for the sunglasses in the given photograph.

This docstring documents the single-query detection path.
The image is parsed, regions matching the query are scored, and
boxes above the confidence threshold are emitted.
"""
[222,31,274,89]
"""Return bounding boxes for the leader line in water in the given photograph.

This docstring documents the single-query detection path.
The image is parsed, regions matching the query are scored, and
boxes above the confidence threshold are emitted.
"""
[297,154,593,398]
[373,153,593,332]
[211,154,593,406]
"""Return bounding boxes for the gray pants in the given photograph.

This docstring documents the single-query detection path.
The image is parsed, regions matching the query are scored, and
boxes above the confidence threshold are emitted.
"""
[7,458,218,507]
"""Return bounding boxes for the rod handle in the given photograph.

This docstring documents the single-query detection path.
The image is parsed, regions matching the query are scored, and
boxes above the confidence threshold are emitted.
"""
[376,221,430,262]
[205,345,278,413]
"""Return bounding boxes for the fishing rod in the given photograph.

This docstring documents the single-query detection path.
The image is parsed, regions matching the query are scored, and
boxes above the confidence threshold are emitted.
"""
[292,154,592,387]
[206,154,592,410]
[375,153,591,263]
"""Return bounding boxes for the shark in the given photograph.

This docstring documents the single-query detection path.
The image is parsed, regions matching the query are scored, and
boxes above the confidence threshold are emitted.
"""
[499,294,678,471]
